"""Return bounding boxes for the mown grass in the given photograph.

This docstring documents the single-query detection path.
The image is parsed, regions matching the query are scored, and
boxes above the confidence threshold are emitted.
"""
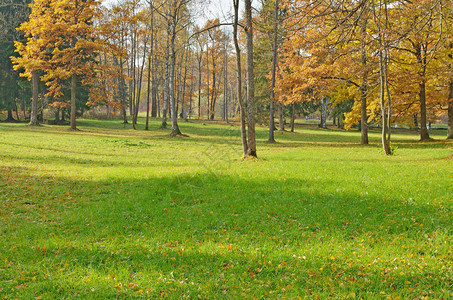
[0,118,452,299]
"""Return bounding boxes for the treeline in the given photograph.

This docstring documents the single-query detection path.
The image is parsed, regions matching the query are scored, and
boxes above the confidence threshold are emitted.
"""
[272,0,453,154]
[1,0,452,156]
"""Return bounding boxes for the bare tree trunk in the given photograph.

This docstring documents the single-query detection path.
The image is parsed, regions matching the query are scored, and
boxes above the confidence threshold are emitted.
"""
[419,82,430,140]
[278,103,284,131]
[151,55,158,118]
[22,98,27,121]
[379,54,390,155]
[117,55,128,124]
[223,37,228,122]
[198,51,202,119]
[131,33,136,128]
[14,99,19,121]
[169,19,181,136]
[70,74,77,130]
[176,47,183,116]
[290,102,295,132]
[448,80,453,139]
[245,0,256,157]
[55,108,60,124]
[145,53,152,130]
[181,48,189,121]
[146,7,154,130]
[189,65,194,119]
[268,0,278,143]
[162,33,169,128]
[206,46,210,120]
[134,39,147,129]
[6,108,15,121]
[209,63,216,120]
[360,27,369,144]
[319,96,327,129]
[373,0,391,155]
[29,71,39,126]
[233,0,247,157]
[157,85,161,118]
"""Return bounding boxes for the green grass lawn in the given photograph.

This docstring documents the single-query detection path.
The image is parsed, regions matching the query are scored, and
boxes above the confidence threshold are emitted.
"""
[0,118,452,299]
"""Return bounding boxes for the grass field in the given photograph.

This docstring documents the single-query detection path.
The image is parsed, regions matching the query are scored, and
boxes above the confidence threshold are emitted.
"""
[0,118,452,299]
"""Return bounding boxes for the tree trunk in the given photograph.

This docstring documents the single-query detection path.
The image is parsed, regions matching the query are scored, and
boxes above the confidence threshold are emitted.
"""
[419,82,430,140]
[70,74,77,130]
[169,20,181,136]
[198,50,203,119]
[319,96,327,129]
[117,55,128,124]
[268,0,278,143]
[233,0,248,157]
[206,47,210,120]
[162,37,169,128]
[209,57,216,120]
[157,87,161,118]
[55,108,60,124]
[14,99,19,121]
[379,55,390,155]
[145,53,152,130]
[413,114,418,128]
[290,102,295,132]
[448,80,453,139]
[29,70,39,126]
[360,47,369,144]
[181,49,189,121]
[278,102,284,131]
[223,37,228,122]
[22,98,27,121]
[378,46,390,155]
[6,108,15,121]
[151,55,158,118]
[245,0,256,157]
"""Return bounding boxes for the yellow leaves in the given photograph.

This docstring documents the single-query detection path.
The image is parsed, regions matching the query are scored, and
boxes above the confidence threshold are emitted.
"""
[115,282,123,289]
[13,0,105,98]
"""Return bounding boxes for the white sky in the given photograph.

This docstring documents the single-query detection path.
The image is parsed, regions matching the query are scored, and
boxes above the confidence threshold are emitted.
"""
[199,0,235,23]
[193,0,258,28]
[102,0,247,26]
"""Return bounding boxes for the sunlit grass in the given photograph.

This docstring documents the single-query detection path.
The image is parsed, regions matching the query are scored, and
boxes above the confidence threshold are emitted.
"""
[0,118,452,298]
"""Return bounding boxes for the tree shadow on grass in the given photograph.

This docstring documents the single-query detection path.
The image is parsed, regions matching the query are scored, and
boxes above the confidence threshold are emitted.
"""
[1,171,452,298]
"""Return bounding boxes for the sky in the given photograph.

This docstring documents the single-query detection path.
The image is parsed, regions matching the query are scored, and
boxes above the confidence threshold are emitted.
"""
[198,0,236,23]
[102,0,245,26]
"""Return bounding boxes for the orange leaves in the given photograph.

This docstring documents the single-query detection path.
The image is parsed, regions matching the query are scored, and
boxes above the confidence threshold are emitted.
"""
[12,0,106,99]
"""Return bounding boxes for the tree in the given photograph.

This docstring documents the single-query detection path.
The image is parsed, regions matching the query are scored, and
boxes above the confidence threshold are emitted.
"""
[233,0,248,157]
[268,0,279,143]
[1,0,31,123]
[152,0,190,135]
[245,0,257,157]
[13,0,103,130]
[390,0,446,141]
[202,19,225,120]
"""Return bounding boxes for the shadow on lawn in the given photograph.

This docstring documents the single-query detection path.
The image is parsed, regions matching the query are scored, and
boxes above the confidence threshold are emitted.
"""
[2,168,451,239]
[2,121,451,152]
[1,169,452,297]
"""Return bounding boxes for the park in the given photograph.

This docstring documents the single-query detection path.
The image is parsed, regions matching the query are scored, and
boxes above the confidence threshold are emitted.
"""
[0,118,452,298]
[1,0,453,297]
